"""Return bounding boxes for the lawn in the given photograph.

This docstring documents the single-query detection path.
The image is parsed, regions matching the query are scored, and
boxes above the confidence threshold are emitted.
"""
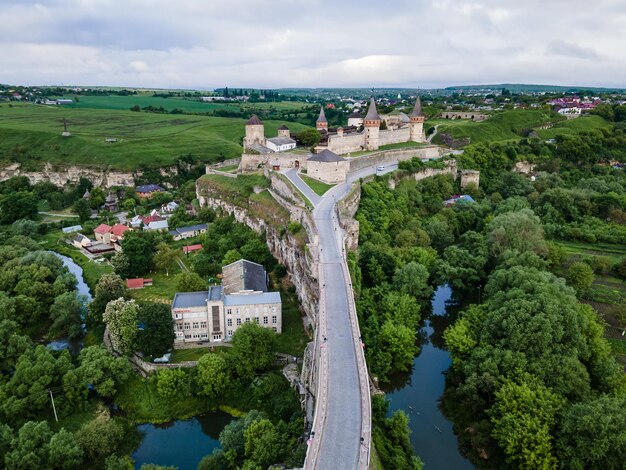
[431,109,563,145]
[273,287,310,357]
[299,174,335,196]
[0,102,311,170]
[537,115,611,139]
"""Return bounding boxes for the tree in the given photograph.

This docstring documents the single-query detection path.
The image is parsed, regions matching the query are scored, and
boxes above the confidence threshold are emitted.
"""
[0,319,31,372]
[48,428,84,469]
[103,298,139,356]
[11,219,38,237]
[230,323,275,379]
[567,262,595,293]
[0,423,12,465]
[175,271,206,292]
[375,320,418,375]
[73,198,92,222]
[49,291,83,339]
[157,368,189,399]
[243,419,281,468]
[137,302,175,357]
[76,345,132,397]
[154,242,177,276]
[120,235,154,278]
[557,395,626,470]
[89,273,126,322]
[110,252,131,279]
[4,421,52,470]
[487,208,547,257]
[105,454,134,470]
[75,409,124,462]
[130,105,141,112]
[0,192,38,224]
[295,128,320,148]
[222,249,242,266]
[88,187,106,209]
[196,353,231,399]
[392,262,433,300]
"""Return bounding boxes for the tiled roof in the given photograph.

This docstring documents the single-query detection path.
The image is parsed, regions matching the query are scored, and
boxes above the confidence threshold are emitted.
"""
[182,244,203,254]
[246,115,263,125]
[126,278,145,289]
[136,184,164,193]
[410,96,424,117]
[94,223,112,234]
[308,149,345,163]
[110,224,130,236]
[278,125,289,130]
[364,97,380,121]
[316,106,327,123]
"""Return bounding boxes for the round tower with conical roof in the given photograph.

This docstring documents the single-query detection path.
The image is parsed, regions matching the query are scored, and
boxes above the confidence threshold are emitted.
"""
[316,106,328,131]
[363,97,381,150]
[243,115,266,149]
[409,96,425,142]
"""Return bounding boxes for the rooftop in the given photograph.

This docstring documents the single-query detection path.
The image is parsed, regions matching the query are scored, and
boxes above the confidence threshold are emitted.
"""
[267,136,296,146]
[364,97,380,121]
[173,223,208,234]
[308,149,345,163]
[172,291,208,309]
[224,291,281,306]
[316,106,327,123]
[94,223,112,234]
[136,184,164,193]
[222,259,268,294]
[246,115,263,125]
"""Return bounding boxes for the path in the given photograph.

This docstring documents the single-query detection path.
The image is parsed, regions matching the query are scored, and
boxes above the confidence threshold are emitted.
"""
[426,124,440,143]
[284,167,322,206]
[292,163,397,469]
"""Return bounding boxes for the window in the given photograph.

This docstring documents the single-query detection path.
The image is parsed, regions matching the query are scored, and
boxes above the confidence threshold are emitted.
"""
[193,334,199,339]
[236,318,242,326]
[184,323,190,330]
[213,334,221,341]
[185,334,191,339]
[175,313,180,319]
[192,322,199,329]
[227,330,233,337]
[254,317,259,324]
[236,308,240,314]
[201,333,208,338]
[176,324,183,331]
[200,321,207,329]
[227,318,232,327]
[272,327,277,332]
[227,308,232,315]
[263,316,268,325]
[272,315,277,324]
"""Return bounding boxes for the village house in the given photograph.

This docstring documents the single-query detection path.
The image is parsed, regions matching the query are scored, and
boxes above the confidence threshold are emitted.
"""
[72,233,92,249]
[145,220,169,231]
[93,223,131,247]
[182,244,203,255]
[171,259,282,345]
[126,278,153,289]
[136,184,165,199]
[169,223,208,240]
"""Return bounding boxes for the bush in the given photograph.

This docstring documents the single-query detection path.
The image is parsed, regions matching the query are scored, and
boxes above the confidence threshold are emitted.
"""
[614,257,626,279]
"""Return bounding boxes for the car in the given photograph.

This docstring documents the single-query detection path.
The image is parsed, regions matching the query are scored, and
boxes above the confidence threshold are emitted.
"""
[376,165,385,173]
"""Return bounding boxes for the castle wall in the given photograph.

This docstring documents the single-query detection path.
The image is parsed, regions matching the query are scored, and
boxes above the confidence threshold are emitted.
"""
[240,152,306,172]
[328,133,365,155]
[307,160,350,184]
[378,127,411,146]
[347,146,441,173]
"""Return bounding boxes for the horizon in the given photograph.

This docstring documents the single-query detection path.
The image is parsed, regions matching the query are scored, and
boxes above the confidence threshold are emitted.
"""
[2,0,625,89]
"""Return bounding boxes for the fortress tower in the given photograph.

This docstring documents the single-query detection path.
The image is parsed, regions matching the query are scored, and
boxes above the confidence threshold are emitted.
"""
[243,115,266,148]
[363,97,381,150]
[316,106,328,131]
[277,124,290,138]
[409,96,425,142]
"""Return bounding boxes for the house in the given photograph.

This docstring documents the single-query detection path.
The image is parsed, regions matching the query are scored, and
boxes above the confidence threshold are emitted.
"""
[145,220,169,231]
[182,244,203,255]
[126,278,153,289]
[171,259,282,344]
[62,225,83,234]
[93,223,131,245]
[136,184,165,199]
[169,223,208,241]
[72,233,92,249]
[443,194,476,207]
[56,99,73,105]
[265,136,297,152]
[130,212,164,228]
[161,201,179,213]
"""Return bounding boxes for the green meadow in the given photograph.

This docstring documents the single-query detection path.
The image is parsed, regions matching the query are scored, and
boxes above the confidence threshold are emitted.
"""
[0,103,310,170]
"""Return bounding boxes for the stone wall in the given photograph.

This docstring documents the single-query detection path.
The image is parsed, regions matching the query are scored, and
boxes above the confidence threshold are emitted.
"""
[347,145,441,173]
[378,127,410,146]
[240,152,305,172]
[460,170,480,188]
[441,111,488,121]
[307,160,350,184]
[328,132,365,155]
[514,161,536,174]
[0,162,163,188]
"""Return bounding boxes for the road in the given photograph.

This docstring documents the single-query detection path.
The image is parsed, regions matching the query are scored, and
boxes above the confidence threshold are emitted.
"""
[286,164,397,469]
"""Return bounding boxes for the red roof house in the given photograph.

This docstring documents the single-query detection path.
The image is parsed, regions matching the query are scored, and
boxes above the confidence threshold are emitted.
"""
[94,223,112,234]
[126,278,153,289]
[182,244,203,254]
[110,223,131,237]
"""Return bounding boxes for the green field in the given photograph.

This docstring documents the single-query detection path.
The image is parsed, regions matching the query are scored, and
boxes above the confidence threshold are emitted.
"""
[51,93,309,113]
[300,174,335,196]
[536,115,611,139]
[431,110,562,145]
[0,103,311,170]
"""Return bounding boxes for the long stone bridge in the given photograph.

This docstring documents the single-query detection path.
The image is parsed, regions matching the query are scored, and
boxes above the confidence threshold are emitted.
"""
[284,164,400,469]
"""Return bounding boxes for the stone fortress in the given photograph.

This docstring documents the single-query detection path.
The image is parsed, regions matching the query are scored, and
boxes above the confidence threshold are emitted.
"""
[317,96,426,154]
[235,96,431,183]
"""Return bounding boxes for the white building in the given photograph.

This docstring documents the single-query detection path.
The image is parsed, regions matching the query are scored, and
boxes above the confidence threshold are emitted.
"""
[265,136,297,152]
[171,260,282,344]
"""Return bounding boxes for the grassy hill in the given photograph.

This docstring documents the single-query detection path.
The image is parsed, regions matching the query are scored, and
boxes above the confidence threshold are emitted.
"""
[0,103,310,170]
[536,115,611,139]
[431,109,561,144]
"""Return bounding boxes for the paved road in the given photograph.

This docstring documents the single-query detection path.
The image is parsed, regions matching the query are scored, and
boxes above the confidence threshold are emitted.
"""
[284,168,322,206]
[292,164,397,469]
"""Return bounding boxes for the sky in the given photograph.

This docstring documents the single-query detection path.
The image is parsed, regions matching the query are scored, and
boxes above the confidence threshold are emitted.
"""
[2,0,625,89]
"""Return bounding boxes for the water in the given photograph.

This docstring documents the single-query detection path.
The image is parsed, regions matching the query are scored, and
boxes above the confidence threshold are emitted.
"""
[383,285,473,470]
[132,412,234,469]
[46,252,93,352]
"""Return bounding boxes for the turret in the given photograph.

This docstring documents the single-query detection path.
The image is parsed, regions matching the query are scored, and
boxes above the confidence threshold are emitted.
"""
[316,106,328,131]
[409,96,425,142]
[363,97,380,150]
[277,125,290,138]
[244,115,266,148]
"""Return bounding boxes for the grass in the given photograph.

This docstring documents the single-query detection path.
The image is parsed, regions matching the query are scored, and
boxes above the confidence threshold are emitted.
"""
[0,102,311,170]
[377,141,427,151]
[218,164,239,173]
[273,287,310,357]
[274,172,313,210]
[607,338,626,355]
[536,115,611,139]
[431,109,563,145]
[555,240,626,263]
[171,347,216,363]
[299,174,335,196]
[197,173,270,208]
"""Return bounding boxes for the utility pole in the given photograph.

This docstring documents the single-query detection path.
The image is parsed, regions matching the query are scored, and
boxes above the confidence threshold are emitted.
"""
[49,389,58,422]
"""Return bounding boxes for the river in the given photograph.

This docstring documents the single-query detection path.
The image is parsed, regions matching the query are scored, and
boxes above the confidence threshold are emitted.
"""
[383,285,473,470]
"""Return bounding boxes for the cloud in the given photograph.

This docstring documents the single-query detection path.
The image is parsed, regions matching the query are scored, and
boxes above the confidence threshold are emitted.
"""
[0,0,625,88]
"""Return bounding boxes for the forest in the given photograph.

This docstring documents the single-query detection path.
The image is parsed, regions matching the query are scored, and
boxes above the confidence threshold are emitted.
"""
[352,125,626,469]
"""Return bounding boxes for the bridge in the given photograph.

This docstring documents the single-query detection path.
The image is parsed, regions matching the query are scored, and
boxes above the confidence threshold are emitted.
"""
[284,164,398,470]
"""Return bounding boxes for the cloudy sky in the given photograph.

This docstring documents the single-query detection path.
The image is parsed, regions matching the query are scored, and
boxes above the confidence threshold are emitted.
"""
[2,0,625,89]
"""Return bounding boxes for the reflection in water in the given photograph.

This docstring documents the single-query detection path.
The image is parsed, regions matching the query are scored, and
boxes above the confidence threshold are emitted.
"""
[132,412,233,470]
[382,285,473,470]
